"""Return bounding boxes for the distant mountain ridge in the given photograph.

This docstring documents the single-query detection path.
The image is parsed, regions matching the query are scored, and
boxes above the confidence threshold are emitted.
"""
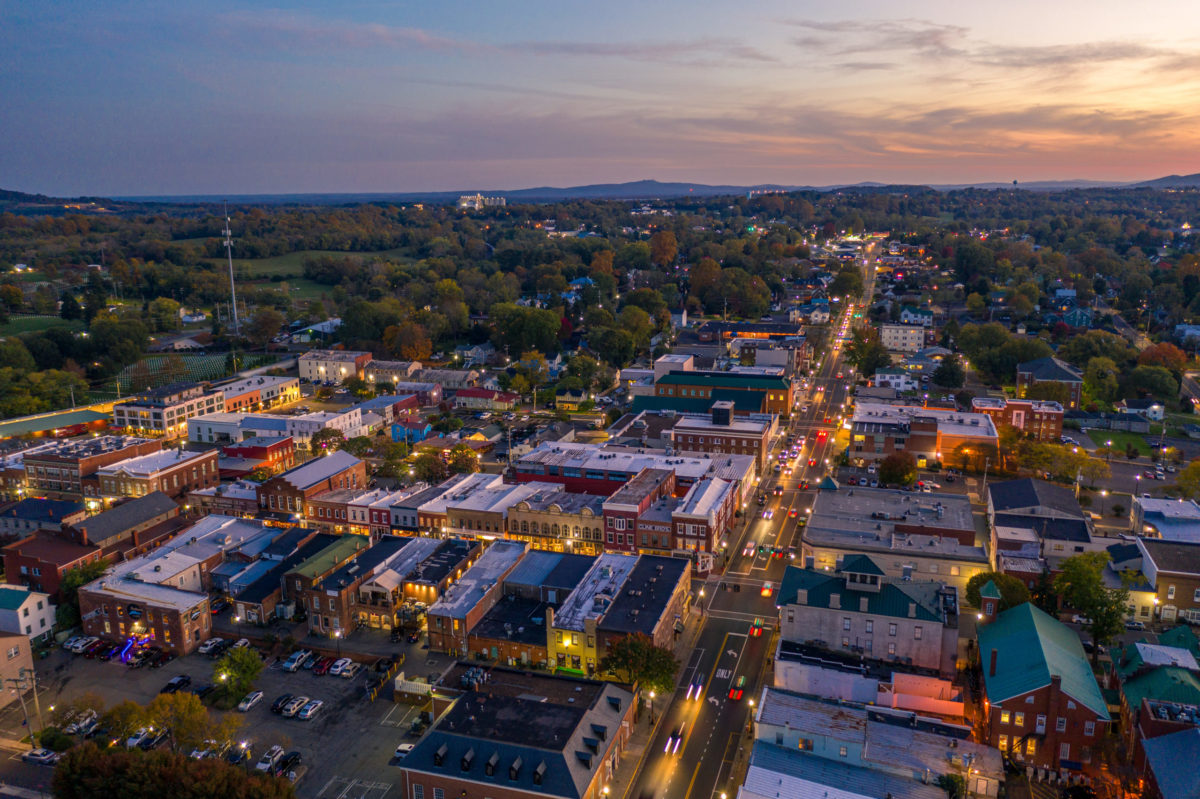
[5,172,1200,211]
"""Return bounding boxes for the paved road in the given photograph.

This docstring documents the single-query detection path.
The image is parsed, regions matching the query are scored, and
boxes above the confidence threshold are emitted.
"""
[625,261,874,799]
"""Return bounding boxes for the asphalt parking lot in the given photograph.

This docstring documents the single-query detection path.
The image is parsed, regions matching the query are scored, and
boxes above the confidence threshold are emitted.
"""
[0,644,451,799]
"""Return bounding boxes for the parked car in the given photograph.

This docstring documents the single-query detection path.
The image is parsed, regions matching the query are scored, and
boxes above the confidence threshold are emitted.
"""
[341,662,363,679]
[328,657,353,677]
[255,745,284,773]
[82,640,108,658]
[281,696,309,718]
[394,743,415,758]
[161,675,192,694]
[1125,620,1147,631]
[61,636,85,651]
[140,728,169,750]
[312,657,335,676]
[281,650,312,672]
[270,693,294,714]
[68,636,99,654]
[277,751,302,775]
[1072,614,1094,625]
[297,700,323,720]
[126,728,152,748]
[197,638,224,655]
[237,690,264,712]
[65,709,97,734]
[226,742,252,765]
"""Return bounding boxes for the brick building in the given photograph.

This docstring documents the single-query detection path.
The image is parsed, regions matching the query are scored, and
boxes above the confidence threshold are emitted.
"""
[255,450,367,523]
[298,349,372,384]
[1139,539,1200,625]
[666,402,775,469]
[655,371,793,416]
[96,448,218,502]
[426,540,528,656]
[971,397,1064,442]
[977,602,1110,771]
[0,499,87,540]
[65,491,183,550]
[1016,357,1084,409]
[221,436,295,474]
[22,436,163,501]
[850,403,997,467]
[2,534,102,598]
[506,488,606,556]
[602,468,676,555]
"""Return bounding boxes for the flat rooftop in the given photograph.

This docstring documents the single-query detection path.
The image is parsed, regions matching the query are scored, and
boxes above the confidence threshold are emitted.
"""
[807,488,986,562]
[512,485,602,516]
[406,538,474,585]
[505,551,597,592]
[23,436,155,461]
[471,595,550,646]
[447,482,546,515]
[554,553,639,632]
[299,349,370,361]
[600,555,688,636]
[853,402,997,437]
[604,468,672,508]
[220,375,296,395]
[289,534,370,580]
[514,442,755,486]
[415,473,503,515]
[430,541,527,618]
[97,448,210,476]
[671,414,771,434]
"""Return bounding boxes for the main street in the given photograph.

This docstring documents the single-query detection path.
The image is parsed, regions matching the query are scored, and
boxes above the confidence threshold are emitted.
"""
[625,259,876,799]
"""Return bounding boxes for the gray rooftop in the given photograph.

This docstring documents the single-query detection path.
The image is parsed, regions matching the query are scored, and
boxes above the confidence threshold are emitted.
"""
[73,492,181,547]
[743,742,944,799]
[429,541,528,619]
[505,551,597,593]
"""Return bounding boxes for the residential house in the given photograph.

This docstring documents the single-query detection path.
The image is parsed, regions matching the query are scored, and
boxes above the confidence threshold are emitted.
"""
[1138,539,1200,624]
[0,584,55,644]
[1016,357,1084,409]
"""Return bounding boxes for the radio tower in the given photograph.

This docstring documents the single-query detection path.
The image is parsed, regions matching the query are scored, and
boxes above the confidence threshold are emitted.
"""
[222,203,241,338]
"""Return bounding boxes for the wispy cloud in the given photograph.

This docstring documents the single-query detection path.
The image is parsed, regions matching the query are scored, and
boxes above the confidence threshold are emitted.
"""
[515,37,778,66]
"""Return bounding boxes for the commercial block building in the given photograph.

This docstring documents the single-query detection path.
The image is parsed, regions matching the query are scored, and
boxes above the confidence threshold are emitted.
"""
[426,540,529,656]
[850,403,997,467]
[776,555,960,676]
[96,448,218,502]
[112,383,224,440]
[220,436,295,474]
[665,401,776,469]
[2,534,102,598]
[21,436,163,501]
[255,450,368,523]
[219,375,300,413]
[654,371,793,416]
[398,668,636,799]
[298,349,372,384]
[506,487,606,556]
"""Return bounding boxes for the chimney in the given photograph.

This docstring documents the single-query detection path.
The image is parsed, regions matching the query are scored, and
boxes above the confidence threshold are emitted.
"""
[829,593,840,609]
[907,602,917,618]
[796,588,807,605]
[860,596,869,613]
[989,648,998,677]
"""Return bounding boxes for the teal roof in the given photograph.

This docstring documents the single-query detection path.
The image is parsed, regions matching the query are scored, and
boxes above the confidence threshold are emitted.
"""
[0,409,108,439]
[1121,667,1200,711]
[977,603,1109,719]
[776,565,945,623]
[818,476,840,490]
[631,392,762,415]
[657,372,789,390]
[1157,625,1200,658]
[979,580,1002,601]
[840,554,885,577]
[0,587,31,611]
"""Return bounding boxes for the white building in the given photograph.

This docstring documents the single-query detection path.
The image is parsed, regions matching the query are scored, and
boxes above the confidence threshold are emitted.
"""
[0,584,55,644]
[873,367,917,392]
[879,323,925,353]
[297,350,371,384]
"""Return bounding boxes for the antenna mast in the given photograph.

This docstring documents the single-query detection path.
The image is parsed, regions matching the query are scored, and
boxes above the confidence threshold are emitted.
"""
[223,203,240,338]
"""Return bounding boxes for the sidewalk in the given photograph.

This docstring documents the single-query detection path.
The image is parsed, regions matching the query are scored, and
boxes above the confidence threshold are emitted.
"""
[607,602,709,799]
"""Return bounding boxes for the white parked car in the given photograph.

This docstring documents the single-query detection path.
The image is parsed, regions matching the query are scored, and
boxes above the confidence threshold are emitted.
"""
[197,638,224,655]
[281,696,309,718]
[328,657,353,676]
[394,743,415,758]
[237,690,264,712]
[255,745,284,772]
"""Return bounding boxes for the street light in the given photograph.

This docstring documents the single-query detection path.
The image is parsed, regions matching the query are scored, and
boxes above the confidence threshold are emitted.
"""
[649,690,656,724]
[334,629,342,658]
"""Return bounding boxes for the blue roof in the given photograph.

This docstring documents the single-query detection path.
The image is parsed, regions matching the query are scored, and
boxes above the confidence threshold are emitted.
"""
[0,586,32,611]
[0,498,84,522]
[1141,728,1200,799]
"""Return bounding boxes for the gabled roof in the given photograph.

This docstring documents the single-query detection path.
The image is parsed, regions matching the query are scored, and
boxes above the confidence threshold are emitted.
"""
[977,603,1108,718]
[988,478,1082,517]
[273,450,362,490]
[839,554,885,577]
[1016,356,1083,382]
[71,492,178,546]
[1121,666,1200,713]
[0,586,34,611]
[1157,625,1200,658]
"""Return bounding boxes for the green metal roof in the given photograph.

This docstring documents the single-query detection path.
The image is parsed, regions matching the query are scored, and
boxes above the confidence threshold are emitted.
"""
[977,603,1110,719]
[776,565,945,623]
[1121,666,1200,711]
[979,580,1002,601]
[1157,625,1200,658]
[631,392,762,415]
[0,587,31,611]
[0,409,108,439]
[288,534,369,580]
[839,554,886,577]
[657,373,789,390]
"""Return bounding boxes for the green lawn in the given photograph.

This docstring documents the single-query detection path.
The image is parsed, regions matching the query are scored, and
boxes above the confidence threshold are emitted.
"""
[1088,430,1152,455]
[203,247,413,278]
[0,316,83,336]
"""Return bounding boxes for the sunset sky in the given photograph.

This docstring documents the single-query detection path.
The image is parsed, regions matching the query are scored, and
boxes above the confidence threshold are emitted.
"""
[4,0,1199,195]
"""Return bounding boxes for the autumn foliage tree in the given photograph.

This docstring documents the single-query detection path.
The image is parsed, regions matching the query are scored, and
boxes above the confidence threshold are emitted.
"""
[1137,342,1187,374]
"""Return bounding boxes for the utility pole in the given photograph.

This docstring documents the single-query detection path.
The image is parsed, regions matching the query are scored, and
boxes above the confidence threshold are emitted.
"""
[5,673,37,747]
[223,204,240,339]
[23,668,44,733]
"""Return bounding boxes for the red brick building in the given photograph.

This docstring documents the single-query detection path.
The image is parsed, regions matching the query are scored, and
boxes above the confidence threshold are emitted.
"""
[255,450,366,523]
[96,448,219,502]
[3,533,103,597]
[221,436,295,474]
[22,436,163,500]
[1016,357,1084,410]
[971,397,1064,442]
[602,468,676,554]
[977,601,1110,771]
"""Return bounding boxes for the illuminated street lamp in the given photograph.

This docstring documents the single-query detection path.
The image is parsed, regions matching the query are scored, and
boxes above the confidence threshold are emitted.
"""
[649,690,656,724]
[334,629,343,658]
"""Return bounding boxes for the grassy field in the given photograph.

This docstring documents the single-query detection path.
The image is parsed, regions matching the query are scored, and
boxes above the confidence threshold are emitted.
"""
[1088,430,1153,455]
[0,316,84,336]
[204,247,413,278]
